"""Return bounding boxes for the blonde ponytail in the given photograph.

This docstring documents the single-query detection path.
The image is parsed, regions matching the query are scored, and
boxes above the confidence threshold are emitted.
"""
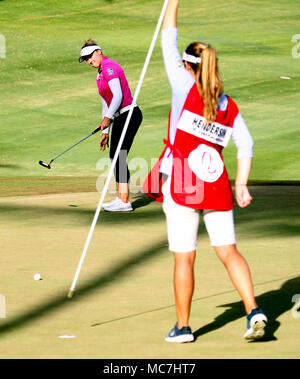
[184,42,223,124]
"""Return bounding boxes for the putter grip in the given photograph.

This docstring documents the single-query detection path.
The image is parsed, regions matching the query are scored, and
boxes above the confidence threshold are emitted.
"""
[92,126,102,134]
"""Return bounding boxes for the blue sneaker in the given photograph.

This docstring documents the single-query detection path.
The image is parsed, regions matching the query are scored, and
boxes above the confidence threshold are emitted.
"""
[244,308,268,340]
[165,323,194,343]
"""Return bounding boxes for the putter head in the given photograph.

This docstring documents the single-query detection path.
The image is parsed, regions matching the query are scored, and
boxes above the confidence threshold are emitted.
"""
[39,160,51,169]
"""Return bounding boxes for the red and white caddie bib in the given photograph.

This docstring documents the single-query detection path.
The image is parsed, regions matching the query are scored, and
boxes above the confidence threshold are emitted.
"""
[144,83,239,210]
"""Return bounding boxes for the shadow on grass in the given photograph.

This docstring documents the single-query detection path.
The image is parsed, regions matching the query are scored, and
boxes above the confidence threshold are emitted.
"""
[0,164,22,169]
[0,187,299,236]
[193,276,300,342]
[132,193,155,210]
[0,188,299,339]
[0,239,167,337]
[0,193,161,227]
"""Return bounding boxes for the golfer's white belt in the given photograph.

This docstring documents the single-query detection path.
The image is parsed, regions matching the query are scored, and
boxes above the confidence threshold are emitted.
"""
[114,104,138,118]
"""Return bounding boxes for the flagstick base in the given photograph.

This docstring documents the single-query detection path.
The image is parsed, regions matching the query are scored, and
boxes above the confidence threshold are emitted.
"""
[67,290,74,299]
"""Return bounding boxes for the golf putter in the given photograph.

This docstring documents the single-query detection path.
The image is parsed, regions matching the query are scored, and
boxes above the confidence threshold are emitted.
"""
[39,126,102,169]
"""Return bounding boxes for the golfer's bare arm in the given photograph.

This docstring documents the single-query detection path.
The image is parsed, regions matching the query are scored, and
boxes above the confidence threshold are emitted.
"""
[235,157,253,208]
[162,0,179,29]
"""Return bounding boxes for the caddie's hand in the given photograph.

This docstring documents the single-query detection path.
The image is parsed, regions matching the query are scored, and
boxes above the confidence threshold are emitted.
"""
[99,117,111,131]
[99,134,109,151]
[235,185,253,208]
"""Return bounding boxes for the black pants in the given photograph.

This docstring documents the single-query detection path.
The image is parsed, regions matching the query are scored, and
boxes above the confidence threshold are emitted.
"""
[109,106,143,183]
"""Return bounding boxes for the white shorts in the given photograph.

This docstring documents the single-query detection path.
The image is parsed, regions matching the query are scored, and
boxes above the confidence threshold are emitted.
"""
[162,177,236,253]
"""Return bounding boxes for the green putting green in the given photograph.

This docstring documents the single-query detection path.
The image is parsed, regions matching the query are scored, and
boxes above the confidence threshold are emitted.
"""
[0,187,299,358]
[0,0,299,359]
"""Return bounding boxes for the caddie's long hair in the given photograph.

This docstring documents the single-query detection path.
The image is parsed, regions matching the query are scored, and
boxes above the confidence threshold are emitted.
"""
[184,42,223,124]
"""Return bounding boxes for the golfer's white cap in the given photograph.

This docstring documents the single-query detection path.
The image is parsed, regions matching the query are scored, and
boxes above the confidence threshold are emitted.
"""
[79,45,101,63]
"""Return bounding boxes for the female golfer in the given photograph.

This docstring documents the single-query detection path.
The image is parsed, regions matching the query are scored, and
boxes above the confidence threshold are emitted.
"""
[145,0,267,342]
[79,40,143,212]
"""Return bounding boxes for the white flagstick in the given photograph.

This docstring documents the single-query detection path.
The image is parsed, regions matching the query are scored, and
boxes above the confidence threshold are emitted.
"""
[67,0,170,298]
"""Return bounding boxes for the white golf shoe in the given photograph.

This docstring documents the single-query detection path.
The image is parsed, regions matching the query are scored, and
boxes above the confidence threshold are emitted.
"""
[103,197,133,212]
[102,197,119,208]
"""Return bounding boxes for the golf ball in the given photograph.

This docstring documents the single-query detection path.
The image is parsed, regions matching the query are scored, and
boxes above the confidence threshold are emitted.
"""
[34,273,42,281]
